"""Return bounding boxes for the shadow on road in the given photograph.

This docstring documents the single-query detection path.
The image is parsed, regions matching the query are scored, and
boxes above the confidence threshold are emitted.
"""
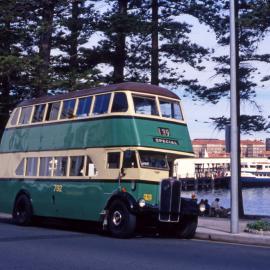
[0,214,181,240]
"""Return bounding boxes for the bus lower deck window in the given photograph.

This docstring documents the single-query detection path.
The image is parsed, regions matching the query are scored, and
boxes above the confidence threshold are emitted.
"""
[26,157,38,176]
[15,159,25,176]
[54,157,68,176]
[107,152,120,169]
[39,157,53,176]
[70,156,84,176]
[123,151,137,168]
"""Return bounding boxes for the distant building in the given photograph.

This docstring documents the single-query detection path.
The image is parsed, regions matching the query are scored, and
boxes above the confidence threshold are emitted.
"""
[266,138,270,151]
[192,138,268,158]
[192,139,228,158]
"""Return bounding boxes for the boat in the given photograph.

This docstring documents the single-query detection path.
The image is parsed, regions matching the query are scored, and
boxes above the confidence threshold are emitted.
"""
[240,162,270,186]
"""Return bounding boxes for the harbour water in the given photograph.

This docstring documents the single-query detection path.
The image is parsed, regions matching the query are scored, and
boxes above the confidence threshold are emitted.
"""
[182,187,270,216]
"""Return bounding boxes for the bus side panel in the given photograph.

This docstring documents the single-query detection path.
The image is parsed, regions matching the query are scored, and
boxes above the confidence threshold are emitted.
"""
[0,118,192,154]
[0,179,161,221]
[0,180,19,213]
[0,179,56,217]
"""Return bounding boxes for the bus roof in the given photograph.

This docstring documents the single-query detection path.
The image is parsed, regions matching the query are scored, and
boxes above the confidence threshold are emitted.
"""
[18,82,179,107]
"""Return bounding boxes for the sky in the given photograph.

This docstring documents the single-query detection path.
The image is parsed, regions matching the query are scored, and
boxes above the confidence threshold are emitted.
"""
[174,15,270,141]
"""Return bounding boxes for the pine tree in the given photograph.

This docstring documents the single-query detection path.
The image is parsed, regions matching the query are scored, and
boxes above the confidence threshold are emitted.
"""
[186,0,270,134]
[0,0,36,135]
[53,0,100,91]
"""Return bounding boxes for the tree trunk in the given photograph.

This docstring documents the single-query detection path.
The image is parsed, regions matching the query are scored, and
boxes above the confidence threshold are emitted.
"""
[112,0,128,83]
[151,0,159,85]
[69,0,79,91]
[37,0,55,97]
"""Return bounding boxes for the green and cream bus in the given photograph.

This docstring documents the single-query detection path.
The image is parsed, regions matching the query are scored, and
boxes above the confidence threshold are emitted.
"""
[0,82,202,238]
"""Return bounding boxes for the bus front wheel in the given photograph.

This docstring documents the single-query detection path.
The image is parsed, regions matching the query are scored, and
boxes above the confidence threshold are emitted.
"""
[12,194,33,226]
[108,200,136,238]
[176,216,198,239]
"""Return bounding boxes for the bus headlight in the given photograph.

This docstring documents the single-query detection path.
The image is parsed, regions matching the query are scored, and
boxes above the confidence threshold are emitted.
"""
[138,199,146,208]
[199,203,206,213]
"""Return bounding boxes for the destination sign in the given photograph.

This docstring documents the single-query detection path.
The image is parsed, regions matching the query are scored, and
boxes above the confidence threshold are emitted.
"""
[153,137,179,145]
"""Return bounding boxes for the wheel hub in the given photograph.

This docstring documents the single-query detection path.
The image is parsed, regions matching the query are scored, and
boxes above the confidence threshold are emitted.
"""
[112,210,122,226]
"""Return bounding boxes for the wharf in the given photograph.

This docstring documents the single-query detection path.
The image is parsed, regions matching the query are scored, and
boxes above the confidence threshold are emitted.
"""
[181,176,270,190]
[181,177,229,190]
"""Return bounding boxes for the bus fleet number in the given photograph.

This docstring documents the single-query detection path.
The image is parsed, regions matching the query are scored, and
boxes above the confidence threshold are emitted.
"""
[54,184,63,193]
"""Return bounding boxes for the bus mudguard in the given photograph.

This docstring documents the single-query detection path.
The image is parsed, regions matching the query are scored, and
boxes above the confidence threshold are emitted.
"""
[105,190,138,214]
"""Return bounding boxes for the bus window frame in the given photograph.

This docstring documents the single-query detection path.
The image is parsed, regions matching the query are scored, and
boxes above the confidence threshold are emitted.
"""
[60,98,77,120]
[106,151,122,170]
[158,98,184,121]
[9,108,20,126]
[18,106,34,125]
[110,92,129,114]
[15,158,26,176]
[138,150,169,171]
[32,103,47,123]
[46,101,61,122]
[69,155,85,177]
[76,96,93,118]
[92,93,112,116]
[122,150,139,169]
[132,94,159,117]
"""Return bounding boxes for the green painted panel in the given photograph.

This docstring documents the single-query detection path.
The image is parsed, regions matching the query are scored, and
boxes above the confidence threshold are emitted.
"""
[0,117,193,154]
[0,179,160,221]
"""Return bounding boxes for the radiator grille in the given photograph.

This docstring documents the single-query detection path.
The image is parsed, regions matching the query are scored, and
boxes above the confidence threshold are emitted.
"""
[159,179,181,222]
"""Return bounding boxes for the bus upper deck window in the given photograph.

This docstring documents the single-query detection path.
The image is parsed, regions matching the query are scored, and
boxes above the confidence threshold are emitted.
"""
[32,104,46,123]
[93,94,111,115]
[172,102,183,120]
[46,102,60,121]
[159,99,183,120]
[18,106,32,125]
[133,96,158,116]
[70,156,84,176]
[107,152,120,169]
[10,108,20,126]
[61,99,76,119]
[111,93,128,112]
[76,96,92,117]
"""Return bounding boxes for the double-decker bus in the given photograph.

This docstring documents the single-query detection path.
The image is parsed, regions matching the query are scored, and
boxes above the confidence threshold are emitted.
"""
[0,82,203,238]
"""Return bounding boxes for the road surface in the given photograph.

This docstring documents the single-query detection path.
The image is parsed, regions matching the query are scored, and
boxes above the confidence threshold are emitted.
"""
[0,216,268,270]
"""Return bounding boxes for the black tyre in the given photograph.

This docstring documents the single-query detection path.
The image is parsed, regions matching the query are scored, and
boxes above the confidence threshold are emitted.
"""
[108,200,136,238]
[12,194,33,226]
[176,215,198,239]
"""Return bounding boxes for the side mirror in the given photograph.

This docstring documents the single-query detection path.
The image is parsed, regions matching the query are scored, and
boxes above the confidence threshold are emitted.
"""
[120,167,126,177]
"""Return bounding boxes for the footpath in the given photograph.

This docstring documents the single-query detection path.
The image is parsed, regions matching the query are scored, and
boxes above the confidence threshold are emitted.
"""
[196,217,270,247]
